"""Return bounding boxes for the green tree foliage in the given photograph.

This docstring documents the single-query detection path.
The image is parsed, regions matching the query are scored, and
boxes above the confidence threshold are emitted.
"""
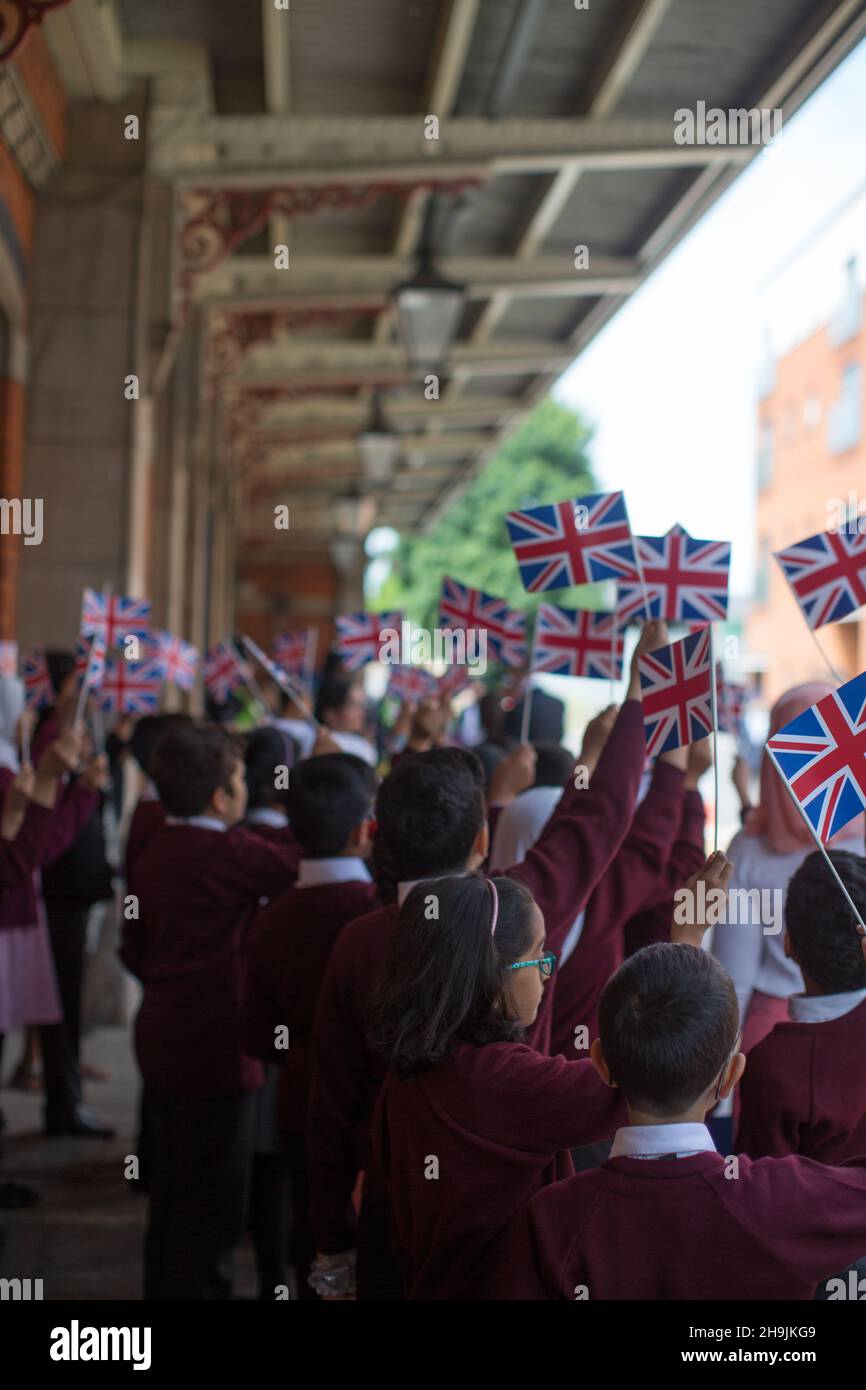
[371,396,605,627]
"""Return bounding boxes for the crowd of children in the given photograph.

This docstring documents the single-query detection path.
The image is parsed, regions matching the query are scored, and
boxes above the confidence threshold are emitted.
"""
[1,622,865,1300]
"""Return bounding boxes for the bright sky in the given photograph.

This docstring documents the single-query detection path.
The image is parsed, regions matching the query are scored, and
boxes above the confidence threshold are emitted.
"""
[555,36,866,602]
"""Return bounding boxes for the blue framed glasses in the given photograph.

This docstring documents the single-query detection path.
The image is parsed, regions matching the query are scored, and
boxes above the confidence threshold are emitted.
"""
[506,952,556,978]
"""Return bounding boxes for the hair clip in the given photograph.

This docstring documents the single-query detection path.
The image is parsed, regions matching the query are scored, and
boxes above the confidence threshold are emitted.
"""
[485,876,499,935]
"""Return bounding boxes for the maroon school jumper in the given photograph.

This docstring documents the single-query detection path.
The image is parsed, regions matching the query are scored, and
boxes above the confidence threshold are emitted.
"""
[307,698,646,1253]
[372,1042,625,1300]
[125,798,164,873]
[0,770,97,928]
[121,822,298,1097]
[622,787,706,956]
[484,1150,866,1300]
[550,761,687,1057]
[242,814,302,879]
[737,997,866,1163]
[0,800,55,890]
[244,876,380,1133]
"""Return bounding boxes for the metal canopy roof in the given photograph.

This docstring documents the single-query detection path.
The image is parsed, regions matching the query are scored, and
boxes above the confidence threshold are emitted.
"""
[105,0,866,557]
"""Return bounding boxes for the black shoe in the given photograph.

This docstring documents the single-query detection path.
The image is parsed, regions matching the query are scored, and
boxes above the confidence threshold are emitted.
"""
[0,1181,39,1209]
[44,1108,115,1139]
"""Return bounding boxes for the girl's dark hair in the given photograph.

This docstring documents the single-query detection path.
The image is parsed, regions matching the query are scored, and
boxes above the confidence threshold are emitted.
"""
[368,872,536,1081]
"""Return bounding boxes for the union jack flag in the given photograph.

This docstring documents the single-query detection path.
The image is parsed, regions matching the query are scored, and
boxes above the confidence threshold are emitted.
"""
[616,525,731,625]
[0,641,17,678]
[334,611,402,670]
[386,665,437,702]
[532,604,623,681]
[97,658,163,715]
[638,627,713,756]
[439,578,526,668]
[23,650,53,710]
[438,663,475,701]
[766,671,866,842]
[717,677,747,735]
[81,589,152,649]
[150,631,198,691]
[75,634,106,692]
[775,527,866,630]
[506,490,641,594]
[203,642,245,702]
[273,627,317,687]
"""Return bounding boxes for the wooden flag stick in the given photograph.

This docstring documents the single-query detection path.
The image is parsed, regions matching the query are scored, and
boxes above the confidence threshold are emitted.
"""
[807,625,843,684]
[708,623,720,852]
[766,746,866,933]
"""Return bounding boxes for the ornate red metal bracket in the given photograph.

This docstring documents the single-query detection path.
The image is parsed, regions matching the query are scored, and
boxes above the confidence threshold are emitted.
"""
[0,0,74,63]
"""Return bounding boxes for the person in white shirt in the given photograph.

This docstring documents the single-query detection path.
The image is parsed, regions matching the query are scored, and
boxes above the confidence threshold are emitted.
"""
[713,682,864,1070]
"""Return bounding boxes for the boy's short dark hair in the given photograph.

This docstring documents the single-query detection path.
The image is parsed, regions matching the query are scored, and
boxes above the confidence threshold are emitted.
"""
[244,726,290,810]
[786,849,866,993]
[131,713,193,778]
[599,943,739,1115]
[315,669,361,722]
[287,753,375,857]
[374,746,486,885]
[150,723,243,818]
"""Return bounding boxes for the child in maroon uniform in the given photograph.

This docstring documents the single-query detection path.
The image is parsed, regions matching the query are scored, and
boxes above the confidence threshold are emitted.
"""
[485,853,866,1301]
[738,849,866,1164]
[369,872,625,1300]
[120,723,298,1300]
[244,753,377,1299]
[307,620,665,1299]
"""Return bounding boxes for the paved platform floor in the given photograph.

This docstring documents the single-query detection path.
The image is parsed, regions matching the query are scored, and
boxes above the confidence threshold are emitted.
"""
[0,1026,257,1301]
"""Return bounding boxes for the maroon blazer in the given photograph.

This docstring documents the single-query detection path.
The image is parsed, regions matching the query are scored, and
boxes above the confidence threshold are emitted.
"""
[242,816,302,879]
[0,800,54,892]
[371,1041,625,1300]
[121,822,298,1097]
[307,699,646,1251]
[0,769,97,928]
[737,996,866,1164]
[550,761,687,1056]
[484,1150,866,1301]
[124,798,164,875]
[622,787,706,956]
[243,876,380,1135]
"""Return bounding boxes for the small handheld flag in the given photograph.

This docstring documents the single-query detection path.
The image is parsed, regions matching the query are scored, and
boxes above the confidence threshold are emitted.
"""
[532,604,623,681]
[334,612,402,670]
[506,490,641,594]
[439,578,526,668]
[766,671,866,844]
[386,665,437,703]
[97,658,163,715]
[203,642,245,703]
[775,526,866,630]
[638,627,713,756]
[150,631,198,691]
[81,588,151,649]
[616,524,731,626]
[273,628,317,689]
[24,651,53,711]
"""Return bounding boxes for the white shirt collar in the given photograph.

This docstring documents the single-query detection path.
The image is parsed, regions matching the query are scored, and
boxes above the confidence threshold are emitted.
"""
[296,857,372,888]
[610,1123,717,1160]
[788,988,866,1024]
[245,808,289,829]
[164,814,227,833]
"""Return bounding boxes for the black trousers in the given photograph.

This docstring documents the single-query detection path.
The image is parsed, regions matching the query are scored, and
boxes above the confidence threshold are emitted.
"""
[39,902,89,1126]
[144,1091,254,1300]
[281,1133,317,1300]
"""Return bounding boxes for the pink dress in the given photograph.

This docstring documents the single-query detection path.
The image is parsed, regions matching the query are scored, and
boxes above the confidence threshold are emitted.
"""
[0,881,62,1031]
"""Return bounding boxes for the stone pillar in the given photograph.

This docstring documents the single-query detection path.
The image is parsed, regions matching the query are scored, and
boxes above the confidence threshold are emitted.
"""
[18,87,149,648]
